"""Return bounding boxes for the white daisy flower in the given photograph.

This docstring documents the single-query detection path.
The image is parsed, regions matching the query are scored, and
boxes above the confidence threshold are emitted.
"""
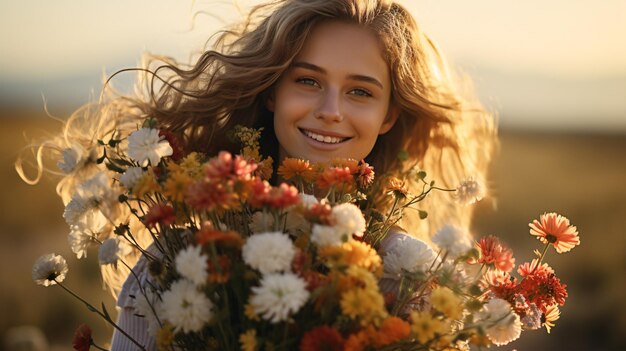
[68,224,95,259]
[119,166,145,190]
[249,211,274,233]
[32,253,68,287]
[57,143,92,174]
[455,177,485,205]
[242,232,295,274]
[432,224,473,259]
[331,203,366,236]
[250,272,309,323]
[175,246,208,286]
[478,298,522,346]
[98,238,132,265]
[161,279,214,333]
[133,288,162,336]
[383,234,437,278]
[127,128,173,167]
[63,173,116,227]
[298,194,318,208]
[311,224,345,247]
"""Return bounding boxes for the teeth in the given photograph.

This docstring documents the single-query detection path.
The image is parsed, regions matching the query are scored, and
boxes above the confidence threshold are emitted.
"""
[303,130,346,144]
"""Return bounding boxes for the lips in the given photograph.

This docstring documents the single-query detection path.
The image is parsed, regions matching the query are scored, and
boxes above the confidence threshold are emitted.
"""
[299,128,350,144]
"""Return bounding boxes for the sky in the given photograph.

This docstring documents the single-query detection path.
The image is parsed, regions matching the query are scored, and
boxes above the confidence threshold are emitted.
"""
[1,0,625,131]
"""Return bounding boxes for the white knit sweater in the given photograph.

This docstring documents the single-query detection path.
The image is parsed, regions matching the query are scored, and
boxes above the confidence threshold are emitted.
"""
[110,247,158,351]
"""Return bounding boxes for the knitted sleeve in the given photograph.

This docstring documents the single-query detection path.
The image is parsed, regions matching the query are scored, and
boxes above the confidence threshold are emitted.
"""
[110,246,160,351]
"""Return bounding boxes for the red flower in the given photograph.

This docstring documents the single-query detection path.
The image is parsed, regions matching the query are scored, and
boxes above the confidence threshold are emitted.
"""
[72,324,92,351]
[143,204,176,228]
[529,212,580,253]
[518,263,568,310]
[477,236,515,272]
[159,130,184,161]
[300,325,344,351]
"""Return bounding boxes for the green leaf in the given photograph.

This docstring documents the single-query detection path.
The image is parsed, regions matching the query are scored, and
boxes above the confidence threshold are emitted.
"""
[101,302,111,321]
[105,161,125,174]
[418,210,428,219]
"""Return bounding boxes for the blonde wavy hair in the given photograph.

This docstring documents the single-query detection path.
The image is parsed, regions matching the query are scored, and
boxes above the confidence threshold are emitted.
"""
[17,0,496,296]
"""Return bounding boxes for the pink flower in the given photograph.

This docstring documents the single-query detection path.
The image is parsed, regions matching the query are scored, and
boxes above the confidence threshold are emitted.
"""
[249,181,299,209]
[204,151,257,181]
[143,204,176,228]
[477,236,515,272]
[529,213,579,253]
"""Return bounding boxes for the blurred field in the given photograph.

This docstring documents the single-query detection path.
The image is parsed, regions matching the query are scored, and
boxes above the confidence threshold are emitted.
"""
[0,112,624,350]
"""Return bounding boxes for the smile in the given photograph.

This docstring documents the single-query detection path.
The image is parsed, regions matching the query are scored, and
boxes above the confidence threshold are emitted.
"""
[300,128,350,144]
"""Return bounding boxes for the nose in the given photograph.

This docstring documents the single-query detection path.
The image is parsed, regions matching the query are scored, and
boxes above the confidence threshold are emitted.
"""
[315,88,343,123]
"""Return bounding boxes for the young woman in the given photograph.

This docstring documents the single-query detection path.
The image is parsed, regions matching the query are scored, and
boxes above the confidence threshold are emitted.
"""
[18,0,496,348]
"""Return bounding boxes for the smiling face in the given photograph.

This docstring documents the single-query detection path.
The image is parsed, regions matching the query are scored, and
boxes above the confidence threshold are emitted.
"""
[269,21,397,164]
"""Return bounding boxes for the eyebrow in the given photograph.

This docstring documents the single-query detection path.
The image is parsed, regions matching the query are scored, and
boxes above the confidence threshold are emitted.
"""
[291,61,384,89]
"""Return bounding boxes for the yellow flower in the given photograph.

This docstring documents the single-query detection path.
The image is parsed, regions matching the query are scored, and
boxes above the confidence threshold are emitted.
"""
[163,170,193,202]
[156,323,174,351]
[543,304,560,333]
[340,288,387,324]
[132,170,159,197]
[241,146,260,160]
[180,152,204,179]
[256,156,273,180]
[319,241,382,274]
[430,286,464,320]
[239,329,257,351]
[345,266,379,291]
[410,311,448,344]
[244,303,259,321]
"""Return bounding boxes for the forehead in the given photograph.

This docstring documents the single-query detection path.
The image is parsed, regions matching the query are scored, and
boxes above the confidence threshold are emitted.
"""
[295,21,390,83]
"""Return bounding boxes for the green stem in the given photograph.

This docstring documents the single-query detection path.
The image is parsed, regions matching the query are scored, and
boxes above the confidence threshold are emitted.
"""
[54,281,147,351]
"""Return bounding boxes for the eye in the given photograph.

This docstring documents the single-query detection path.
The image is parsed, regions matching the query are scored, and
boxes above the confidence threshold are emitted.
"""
[296,77,319,87]
[349,88,373,97]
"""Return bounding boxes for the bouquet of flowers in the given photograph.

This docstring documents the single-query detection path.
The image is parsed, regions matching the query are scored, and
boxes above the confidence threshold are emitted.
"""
[31,121,580,351]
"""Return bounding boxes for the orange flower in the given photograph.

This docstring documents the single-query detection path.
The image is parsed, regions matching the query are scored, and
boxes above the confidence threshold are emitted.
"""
[529,212,579,253]
[330,158,359,174]
[373,317,411,347]
[196,223,244,249]
[278,158,316,183]
[316,166,354,190]
[517,259,554,277]
[344,330,370,351]
[477,236,515,272]
[207,255,232,283]
[300,325,344,351]
[385,176,408,198]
